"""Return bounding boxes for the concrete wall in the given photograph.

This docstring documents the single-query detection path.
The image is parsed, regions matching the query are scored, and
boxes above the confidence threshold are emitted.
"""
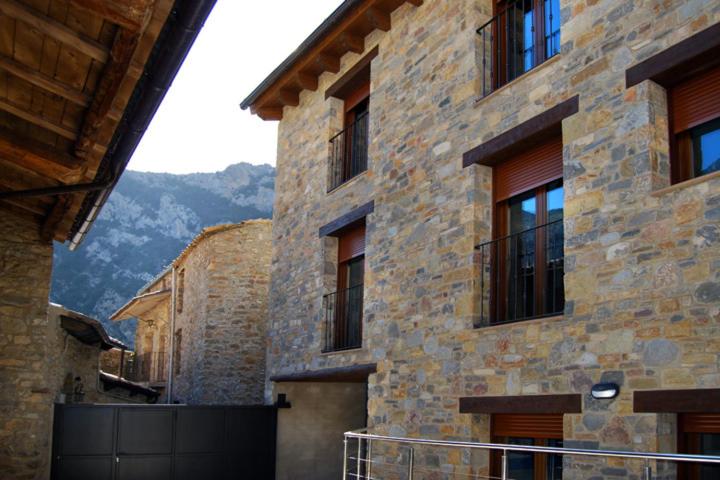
[274,382,367,480]
[267,1,720,478]
[0,212,54,479]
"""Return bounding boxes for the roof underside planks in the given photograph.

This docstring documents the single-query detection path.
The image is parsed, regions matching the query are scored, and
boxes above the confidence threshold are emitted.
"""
[240,0,422,121]
[110,288,170,321]
[0,0,216,247]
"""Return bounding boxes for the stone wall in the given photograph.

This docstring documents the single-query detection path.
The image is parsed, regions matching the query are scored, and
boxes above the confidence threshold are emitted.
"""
[268,0,720,477]
[174,220,272,405]
[0,213,54,479]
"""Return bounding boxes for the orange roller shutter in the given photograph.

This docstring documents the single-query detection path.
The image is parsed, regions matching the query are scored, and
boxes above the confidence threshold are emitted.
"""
[338,223,366,262]
[494,136,563,202]
[670,65,720,134]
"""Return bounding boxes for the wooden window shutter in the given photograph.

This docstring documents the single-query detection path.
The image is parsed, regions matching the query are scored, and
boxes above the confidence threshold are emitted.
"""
[670,64,720,134]
[492,413,564,439]
[680,413,720,434]
[494,136,563,202]
[338,223,366,263]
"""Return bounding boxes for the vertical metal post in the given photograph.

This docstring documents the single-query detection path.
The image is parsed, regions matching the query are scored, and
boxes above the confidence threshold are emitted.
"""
[343,437,349,480]
[501,450,508,480]
[407,446,414,480]
[644,462,652,480]
[357,437,362,479]
[366,439,372,480]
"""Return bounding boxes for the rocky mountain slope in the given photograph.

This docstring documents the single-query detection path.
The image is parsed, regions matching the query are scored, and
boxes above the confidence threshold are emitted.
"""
[50,163,275,345]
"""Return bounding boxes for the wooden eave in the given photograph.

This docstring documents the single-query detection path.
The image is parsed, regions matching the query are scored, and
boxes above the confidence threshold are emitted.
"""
[241,0,423,121]
[0,0,175,242]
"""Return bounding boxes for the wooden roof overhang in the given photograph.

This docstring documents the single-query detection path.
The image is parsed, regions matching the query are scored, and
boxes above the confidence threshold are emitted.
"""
[110,288,170,321]
[0,0,215,248]
[240,0,422,121]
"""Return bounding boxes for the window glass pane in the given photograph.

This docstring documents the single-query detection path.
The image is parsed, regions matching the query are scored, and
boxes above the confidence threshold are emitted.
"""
[346,256,365,288]
[546,182,563,223]
[692,117,720,177]
[509,192,537,234]
[522,2,535,72]
[507,437,535,480]
[507,192,537,321]
[545,181,564,315]
[544,0,561,58]
[699,434,720,480]
[547,439,564,480]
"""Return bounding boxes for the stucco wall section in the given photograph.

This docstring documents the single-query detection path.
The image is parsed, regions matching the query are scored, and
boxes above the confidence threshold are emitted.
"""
[274,382,367,480]
[0,213,54,479]
[268,1,720,478]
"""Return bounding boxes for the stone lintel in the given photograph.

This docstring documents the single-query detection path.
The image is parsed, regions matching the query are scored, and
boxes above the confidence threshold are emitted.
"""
[459,394,582,414]
[625,23,720,89]
[270,363,377,383]
[319,201,374,237]
[634,388,720,413]
[462,96,579,168]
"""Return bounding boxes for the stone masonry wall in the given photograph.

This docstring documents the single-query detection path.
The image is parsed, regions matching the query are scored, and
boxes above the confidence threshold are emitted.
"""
[0,213,54,479]
[174,220,272,405]
[268,1,720,477]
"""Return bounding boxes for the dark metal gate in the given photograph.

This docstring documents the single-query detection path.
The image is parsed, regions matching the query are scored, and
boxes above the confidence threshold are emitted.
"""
[51,403,277,480]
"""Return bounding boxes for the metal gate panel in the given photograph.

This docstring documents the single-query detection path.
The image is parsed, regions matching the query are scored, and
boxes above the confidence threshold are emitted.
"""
[51,404,277,480]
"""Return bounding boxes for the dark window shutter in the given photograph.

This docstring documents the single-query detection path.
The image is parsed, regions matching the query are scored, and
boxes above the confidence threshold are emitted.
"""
[494,136,563,202]
[680,413,720,434]
[492,413,564,439]
[670,64,720,134]
[338,223,366,263]
[344,80,370,112]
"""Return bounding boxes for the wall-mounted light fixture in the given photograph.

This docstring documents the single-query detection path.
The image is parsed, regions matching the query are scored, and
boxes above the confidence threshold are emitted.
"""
[591,383,620,399]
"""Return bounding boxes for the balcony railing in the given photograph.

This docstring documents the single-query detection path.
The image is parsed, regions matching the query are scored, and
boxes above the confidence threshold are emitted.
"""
[476,220,564,326]
[328,111,369,191]
[323,284,363,352]
[126,351,166,383]
[477,0,561,97]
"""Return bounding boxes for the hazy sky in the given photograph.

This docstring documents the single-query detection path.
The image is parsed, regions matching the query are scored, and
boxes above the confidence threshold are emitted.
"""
[127,0,343,174]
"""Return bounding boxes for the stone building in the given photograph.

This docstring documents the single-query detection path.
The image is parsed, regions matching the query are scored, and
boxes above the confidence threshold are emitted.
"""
[242,1,720,479]
[0,1,213,477]
[112,220,272,405]
[47,303,158,404]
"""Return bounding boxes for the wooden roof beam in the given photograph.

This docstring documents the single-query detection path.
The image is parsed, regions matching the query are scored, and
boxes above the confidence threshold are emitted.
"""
[0,98,78,140]
[0,0,110,63]
[0,54,92,107]
[41,194,72,242]
[277,89,299,107]
[295,72,318,91]
[340,32,364,54]
[256,106,283,121]
[366,7,391,32]
[316,52,340,73]
[0,198,48,217]
[70,0,153,32]
[407,0,423,6]
[75,28,141,158]
[0,126,85,183]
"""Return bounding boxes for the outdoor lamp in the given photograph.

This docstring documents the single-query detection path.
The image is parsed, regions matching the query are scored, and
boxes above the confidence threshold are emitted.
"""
[591,383,620,399]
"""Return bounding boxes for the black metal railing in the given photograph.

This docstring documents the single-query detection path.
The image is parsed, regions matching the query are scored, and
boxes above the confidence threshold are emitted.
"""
[127,351,166,383]
[328,111,369,191]
[476,220,564,326]
[477,0,561,97]
[323,284,364,352]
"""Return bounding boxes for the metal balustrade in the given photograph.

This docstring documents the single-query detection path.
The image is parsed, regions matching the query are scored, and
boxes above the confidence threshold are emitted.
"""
[476,220,564,327]
[126,351,166,383]
[329,111,369,191]
[323,284,363,352]
[343,429,720,480]
[477,0,561,97]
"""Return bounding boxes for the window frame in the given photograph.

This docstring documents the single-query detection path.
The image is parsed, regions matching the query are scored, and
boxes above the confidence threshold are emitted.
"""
[490,413,564,480]
[678,413,720,480]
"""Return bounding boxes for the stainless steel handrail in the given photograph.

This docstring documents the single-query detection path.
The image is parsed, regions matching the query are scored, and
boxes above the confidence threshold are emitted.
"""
[344,428,720,464]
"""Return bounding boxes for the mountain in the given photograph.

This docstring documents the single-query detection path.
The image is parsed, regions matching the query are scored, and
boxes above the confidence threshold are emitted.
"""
[50,163,275,346]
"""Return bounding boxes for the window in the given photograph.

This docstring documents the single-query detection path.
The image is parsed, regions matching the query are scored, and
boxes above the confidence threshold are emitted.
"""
[491,414,563,480]
[173,328,182,375]
[323,221,365,352]
[478,0,561,96]
[679,414,720,480]
[328,60,371,191]
[477,137,564,326]
[669,65,720,183]
[176,269,185,313]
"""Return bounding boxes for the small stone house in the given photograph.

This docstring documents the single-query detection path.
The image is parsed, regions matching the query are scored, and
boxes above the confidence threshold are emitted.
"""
[112,220,272,405]
[47,303,159,405]
[242,1,720,479]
